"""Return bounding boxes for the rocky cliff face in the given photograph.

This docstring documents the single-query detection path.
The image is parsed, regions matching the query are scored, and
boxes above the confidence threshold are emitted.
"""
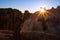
[20,11,60,34]
[20,10,60,40]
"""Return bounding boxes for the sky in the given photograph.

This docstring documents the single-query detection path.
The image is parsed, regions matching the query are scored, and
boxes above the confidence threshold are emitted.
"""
[0,0,60,13]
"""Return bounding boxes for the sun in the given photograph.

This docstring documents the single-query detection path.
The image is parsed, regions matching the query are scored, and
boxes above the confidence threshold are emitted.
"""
[38,7,48,17]
[40,8,45,13]
[40,7,46,13]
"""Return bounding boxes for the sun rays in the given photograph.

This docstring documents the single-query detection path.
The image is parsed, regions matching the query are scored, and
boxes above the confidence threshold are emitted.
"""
[39,7,47,16]
[35,7,52,21]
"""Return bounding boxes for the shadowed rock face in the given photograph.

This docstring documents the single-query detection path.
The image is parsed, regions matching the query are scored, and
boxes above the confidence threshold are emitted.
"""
[46,17,60,34]
[20,12,43,32]
[0,8,23,30]
[20,10,60,40]
[21,13,60,34]
[20,11,60,34]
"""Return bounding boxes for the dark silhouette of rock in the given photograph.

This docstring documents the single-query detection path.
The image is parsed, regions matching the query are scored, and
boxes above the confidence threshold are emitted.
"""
[0,8,23,40]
